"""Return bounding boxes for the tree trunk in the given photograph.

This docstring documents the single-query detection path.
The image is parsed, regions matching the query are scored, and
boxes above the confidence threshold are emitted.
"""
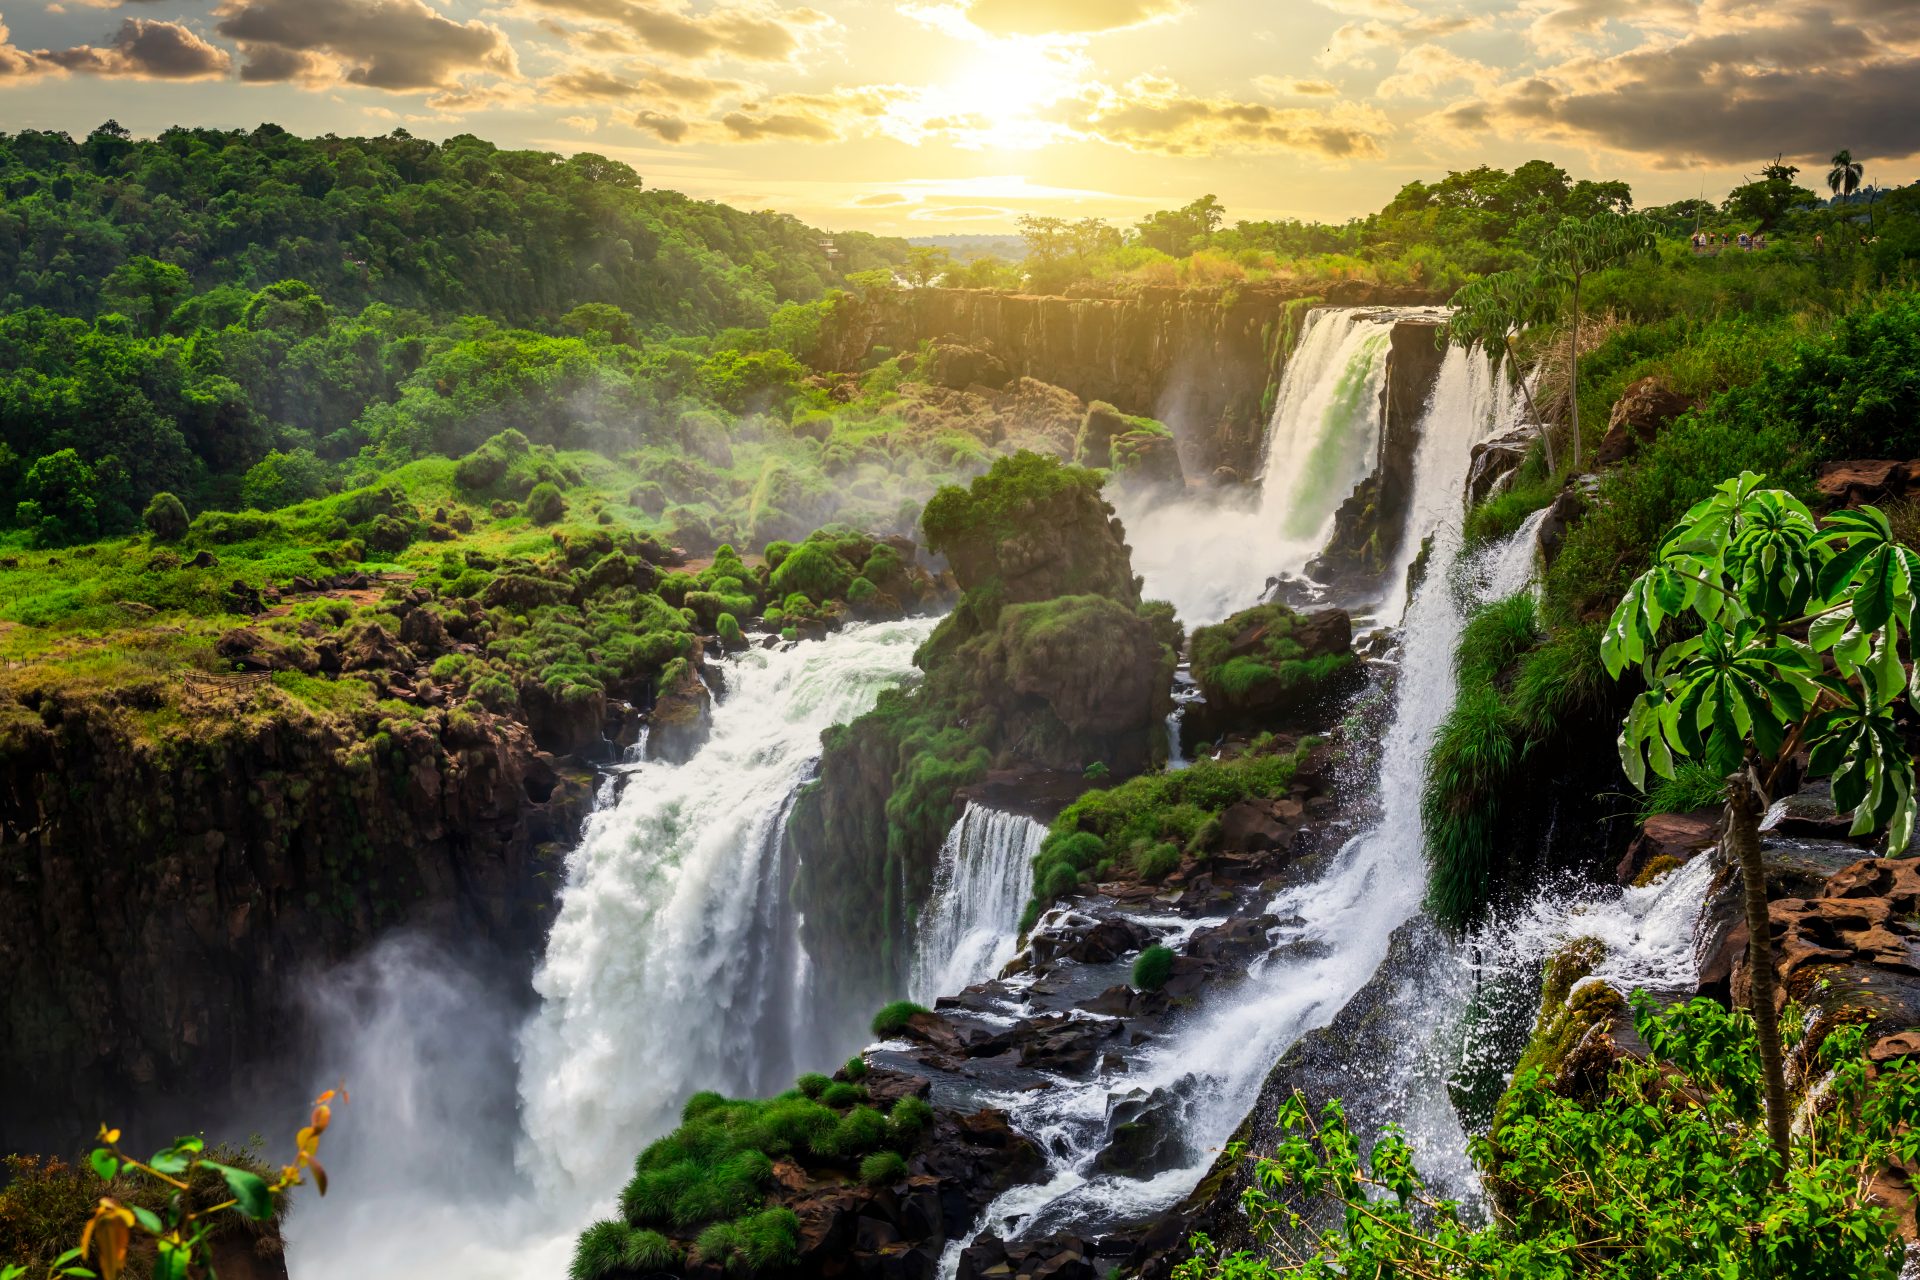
[1506,335,1556,475]
[1726,769,1791,1167]
[1568,277,1582,472]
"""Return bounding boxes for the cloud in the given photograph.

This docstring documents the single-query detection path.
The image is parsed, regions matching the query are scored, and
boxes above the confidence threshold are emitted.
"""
[560,113,599,132]
[911,203,1013,219]
[1059,75,1389,159]
[854,192,912,206]
[214,0,517,91]
[547,61,745,104]
[1312,0,1415,15]
[716,85,913,143]
[959,0,1183,37]
[523,0,831,64]
[1253,74,1339,96]
[633,107,692,140]
[1317,10,1484,67]
[35,16,233,78]
[1434,0,1920,166]
[0,20,39,76]
[1375,44,1497,98]
[1518,0,1693,57]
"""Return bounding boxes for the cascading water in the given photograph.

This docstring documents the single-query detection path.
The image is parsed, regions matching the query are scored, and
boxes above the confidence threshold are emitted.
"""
[517,616,938,1199]
[910,804,1045,1003]
[942,327,1542,1260]
[1118,308,1430,626]
[287,618,938,1280]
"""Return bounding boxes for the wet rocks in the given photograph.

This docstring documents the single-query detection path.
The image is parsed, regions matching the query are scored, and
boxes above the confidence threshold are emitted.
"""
[1187,603,1356,735]
[958,1234,1096,1280]
[1092,1086,1191,1177]
[1464,423,1541,506]
[1616,808,1720,884]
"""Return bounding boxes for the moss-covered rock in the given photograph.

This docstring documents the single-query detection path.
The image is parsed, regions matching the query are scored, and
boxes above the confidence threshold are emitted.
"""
[1189,602,1357,730]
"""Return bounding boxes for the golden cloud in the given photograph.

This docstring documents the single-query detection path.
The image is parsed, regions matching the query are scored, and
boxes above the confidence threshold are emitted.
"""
[1058,76,1390,159]
[960,0,1182,37]
[215,0,516,90]
[524,0,832,64]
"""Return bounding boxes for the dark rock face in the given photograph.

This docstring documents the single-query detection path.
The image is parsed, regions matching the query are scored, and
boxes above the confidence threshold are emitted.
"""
[1306,319,1446,592]
[1093,1087,1192,1178]
[1814,459,1920,507]
[0,689,591,1153]
[1616,808,1720,884]
[810,284,1443,478]
[1594,377,1693,468]
[1464,423,1542,507]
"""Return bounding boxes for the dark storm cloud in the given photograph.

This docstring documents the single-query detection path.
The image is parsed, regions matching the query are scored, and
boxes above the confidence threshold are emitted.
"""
[215,0,517,91]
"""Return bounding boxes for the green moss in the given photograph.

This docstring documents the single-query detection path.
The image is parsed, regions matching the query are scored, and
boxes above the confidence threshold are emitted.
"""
[859,1151,908,1187]
[1188,602,1354,719]
[1132,944,1175,991]
[871,1000,929,1037]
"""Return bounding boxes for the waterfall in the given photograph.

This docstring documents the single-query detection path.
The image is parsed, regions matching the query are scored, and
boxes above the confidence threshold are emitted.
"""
[515,616,938,1200]
[942,339,1544,1254]
[909,804,1045,1003]
[1117,307,1420,626]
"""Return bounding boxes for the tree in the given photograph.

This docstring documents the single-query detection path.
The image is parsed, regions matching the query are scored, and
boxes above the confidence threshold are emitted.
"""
[101,257,190,339]
[1603,473,1919,1161]
[142,491,188,541]
[1443,268,1558,472]
[560,302,639,347]
[15,449,99,547]
[1541,212,1656,469]
[902,245,952,289]
[1829,148,1869,232]
[1016,215,1069,263]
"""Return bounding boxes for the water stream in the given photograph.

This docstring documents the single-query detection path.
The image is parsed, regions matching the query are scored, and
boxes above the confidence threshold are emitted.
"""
[910,804,1045,1004]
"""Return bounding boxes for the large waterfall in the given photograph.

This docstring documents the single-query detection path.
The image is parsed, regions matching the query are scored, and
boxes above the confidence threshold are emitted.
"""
[940,313,1538,1253]
[910,804,1045,1003]
[516,616,937,1197]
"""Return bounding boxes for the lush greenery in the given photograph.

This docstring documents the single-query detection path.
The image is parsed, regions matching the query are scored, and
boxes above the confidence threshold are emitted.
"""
[1188,603,1356,723]
[573,1071,934,1279]
[1025,739,1311,930]
[0,1096,334,1280]
[1131,944,1175,992]
[1177,996,1918,1279]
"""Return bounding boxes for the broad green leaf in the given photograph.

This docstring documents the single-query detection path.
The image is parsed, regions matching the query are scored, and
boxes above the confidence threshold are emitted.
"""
[89,1150,120,1183]
[1854,550,1898,633]
[208,1162,274,1221]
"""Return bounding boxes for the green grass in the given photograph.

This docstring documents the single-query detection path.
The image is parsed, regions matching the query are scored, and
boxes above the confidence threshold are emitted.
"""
[1639,761,1727,822]
[1188,602,1355,718]
[1024,741,1311,929]
[1132,945,1175,991]
[859,1151,908,1187]
[871,1001,929,1037]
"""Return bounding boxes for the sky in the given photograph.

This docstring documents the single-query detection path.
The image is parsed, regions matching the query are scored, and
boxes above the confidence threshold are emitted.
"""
[2,0,1918,234]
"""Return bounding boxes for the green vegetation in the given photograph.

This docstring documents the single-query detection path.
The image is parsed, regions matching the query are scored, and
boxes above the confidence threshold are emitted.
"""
[1176,998,1920,1280]
[1188,603,1355,724]
[1130,945,1175,992]
[870,1001,929,1037]
[577,1072,934,1279]
[1604,476,1920,1155]
[1025,741,1311,929]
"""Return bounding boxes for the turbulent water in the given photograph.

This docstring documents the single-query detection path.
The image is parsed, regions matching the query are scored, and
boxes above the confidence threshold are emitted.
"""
[945,317,1540,1255]
[518,616,938,1197]
[1120,308,1438,626]
[910,804,1045,1003]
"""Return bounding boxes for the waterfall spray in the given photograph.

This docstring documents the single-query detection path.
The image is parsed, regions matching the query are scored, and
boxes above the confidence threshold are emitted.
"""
[910,805,1045,1003]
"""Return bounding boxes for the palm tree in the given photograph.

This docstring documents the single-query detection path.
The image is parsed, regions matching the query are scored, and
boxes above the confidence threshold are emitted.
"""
[1829,149,1869,232]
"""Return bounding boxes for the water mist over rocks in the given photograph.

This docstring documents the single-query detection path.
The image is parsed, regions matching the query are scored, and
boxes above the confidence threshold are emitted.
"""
[911,805,1045,1005]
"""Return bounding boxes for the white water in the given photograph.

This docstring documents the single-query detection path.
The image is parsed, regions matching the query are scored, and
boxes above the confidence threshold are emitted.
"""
[910,804,1045,1003]
[1120,308,1439,626]
[519,617,938,1197]
[945,327,1539,1258]
[288,618,937,1280]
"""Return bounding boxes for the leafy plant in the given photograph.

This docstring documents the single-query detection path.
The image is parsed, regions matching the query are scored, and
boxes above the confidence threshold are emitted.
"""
[1603,471,1920,1156]
[1174,997,1917,1280]
[1,1092,339,1280]
[871,1001,929,1037]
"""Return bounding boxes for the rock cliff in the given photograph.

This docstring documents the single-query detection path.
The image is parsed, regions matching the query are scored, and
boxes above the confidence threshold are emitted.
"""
[811,283,1441,478]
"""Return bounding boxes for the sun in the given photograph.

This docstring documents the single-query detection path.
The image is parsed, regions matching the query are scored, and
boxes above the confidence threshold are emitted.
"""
[914,39,1084,149]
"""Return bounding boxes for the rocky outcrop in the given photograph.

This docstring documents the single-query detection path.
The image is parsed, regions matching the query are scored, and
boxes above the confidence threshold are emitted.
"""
[789,457,1171,1035]
[811,284,1442,478]
[1594,377,1692,467]
[1186,602,1357,737]
[1616,808,1719,884]
[1464,423,1541,506]
[1306,318,1446,592]
[0,682,591,1154]
[1815,459,1920,507]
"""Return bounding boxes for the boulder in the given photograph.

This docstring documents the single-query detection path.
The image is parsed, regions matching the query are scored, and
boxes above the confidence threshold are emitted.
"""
[1595,377,1692,467]
[1464,423,1541,506]
[1092,1086,1190,1178]
[1815,459,1920,508]
[648,678,713,764]
[1187,603,1356,732]
[1616,808,1719,884]
[1219,800,1296,854]
[931,340,1012,391]
[1536,478,1597,570]
[480,572,574,612]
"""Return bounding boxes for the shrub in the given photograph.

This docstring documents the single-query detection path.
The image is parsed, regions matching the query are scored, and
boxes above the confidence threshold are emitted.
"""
[769,539,850,602]
[819,1082,866,1109]
[1639,760,1727,822]
[871,1000,929,1037]
[847,575,878,604]
[1132,944,1175,991]
[624,1229,682,1272]
[527,482,568,525]
[142,491,189,541]
[1132,840,1182,882]
[886,1095,932,1145]
[716,613,745,648]
[570,1219,631,1280]
[794,1073,831,1099]
[860,1151,908,1187]
[843,1055,868,1081]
